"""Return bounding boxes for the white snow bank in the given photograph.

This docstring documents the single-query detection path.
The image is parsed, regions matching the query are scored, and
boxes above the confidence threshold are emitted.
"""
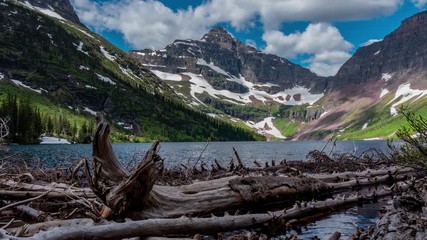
[100,46,116,61]
[74,42,89,56]
[84,107,97,116]
[40,136,71,144]
[381,73,392,82]
[79,65,90,71]
[380,88,389,98]
[151,70,182,81]
[245,117,286,139]
[0,72,4,81]
[388,83,427,116]
[22,1,66,21]
[196,59,229,76]
[153,70,323,106]
[362,122,368,130]
[11,80,45,94]
[96,73,116,85]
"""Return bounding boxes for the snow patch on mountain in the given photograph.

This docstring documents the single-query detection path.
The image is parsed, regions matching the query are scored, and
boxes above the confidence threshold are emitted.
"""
[100,46,116,61]
[21,1,66,21]
[196,59,229,76]
[151,70,182,81]
[84,107,97,116]
[11,79,45,94]
[74,42,89,56]
[0,72,4,81]
[380,88,390,98]
[245,117,286,139]
[381,73,392,82]
[79,65,90,71]
[153,70,323,106]
[96,73,116,85]
[362,122,368,130]
[388,83,427,116]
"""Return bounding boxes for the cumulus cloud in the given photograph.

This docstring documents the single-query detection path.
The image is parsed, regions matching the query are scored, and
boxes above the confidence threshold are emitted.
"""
[411,0,427,8]
[71,0,213,49]
[70,0,404,76]
[262,23,353,76]
[71,0,402,49]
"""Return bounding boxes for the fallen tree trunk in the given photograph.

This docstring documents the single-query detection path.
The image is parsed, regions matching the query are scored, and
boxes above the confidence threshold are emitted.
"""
[1,186,398,240]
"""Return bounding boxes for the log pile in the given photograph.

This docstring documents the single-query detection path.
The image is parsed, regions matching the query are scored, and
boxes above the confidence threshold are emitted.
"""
[0,114,423,239]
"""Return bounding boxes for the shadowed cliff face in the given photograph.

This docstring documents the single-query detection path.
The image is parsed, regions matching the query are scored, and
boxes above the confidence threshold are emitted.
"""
[16,0,81,24]
[130,27,328,94]
[333,10,427,89]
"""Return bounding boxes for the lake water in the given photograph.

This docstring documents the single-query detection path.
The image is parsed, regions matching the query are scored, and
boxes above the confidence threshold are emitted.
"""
[6,140,397,168]
[3,140,399,239]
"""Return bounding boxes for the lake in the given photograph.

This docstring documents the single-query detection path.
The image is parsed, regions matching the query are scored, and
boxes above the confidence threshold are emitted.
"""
[3,140,399,239]
[6,140,398,168]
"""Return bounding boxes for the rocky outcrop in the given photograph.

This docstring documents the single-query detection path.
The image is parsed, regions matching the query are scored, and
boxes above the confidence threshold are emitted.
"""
[281,107,324,122]
[16,0,81,24]
[130,27,327,93]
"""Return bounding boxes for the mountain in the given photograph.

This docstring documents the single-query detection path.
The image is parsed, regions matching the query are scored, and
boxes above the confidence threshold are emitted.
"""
[15,0,81,24]
[296,10,427,140]
[0,0,261,142]
[130,13,427,140]
[130,27,328,104]
[130,27,327,139]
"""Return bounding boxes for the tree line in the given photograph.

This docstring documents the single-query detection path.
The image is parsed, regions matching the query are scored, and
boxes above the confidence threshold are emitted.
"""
[0,94,93,144]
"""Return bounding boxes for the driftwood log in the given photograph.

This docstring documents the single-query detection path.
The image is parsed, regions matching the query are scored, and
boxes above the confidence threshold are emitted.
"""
[1,185,401,240]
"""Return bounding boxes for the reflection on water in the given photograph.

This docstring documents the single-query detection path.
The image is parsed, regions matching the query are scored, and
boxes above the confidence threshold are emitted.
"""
[286,197,391,239]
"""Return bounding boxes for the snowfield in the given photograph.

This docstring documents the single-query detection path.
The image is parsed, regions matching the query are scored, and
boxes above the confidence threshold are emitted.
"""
[151,70,182,81]
[100,46,116,61]
[381,73,392,82]
[388,83,427,116]
[245,117,286,139]
[11,80,45,94]
[21,1,66,21]
[84,107,97,116]
[152,69,323,106]
[74,42,89,56]
[380,88,390,98]
[96,73,116,85]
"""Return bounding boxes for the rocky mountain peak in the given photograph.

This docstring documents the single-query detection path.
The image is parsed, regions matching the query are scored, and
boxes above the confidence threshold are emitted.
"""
[388,10,427,40]
[201,26,236,47]
[16,0,81,24]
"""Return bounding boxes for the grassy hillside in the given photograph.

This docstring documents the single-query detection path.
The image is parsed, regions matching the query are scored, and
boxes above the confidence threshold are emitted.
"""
[0,2,263,143]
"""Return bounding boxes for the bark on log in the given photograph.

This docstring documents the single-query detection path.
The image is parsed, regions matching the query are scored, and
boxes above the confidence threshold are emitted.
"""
[85,113,164,217]
[1,188,395,240]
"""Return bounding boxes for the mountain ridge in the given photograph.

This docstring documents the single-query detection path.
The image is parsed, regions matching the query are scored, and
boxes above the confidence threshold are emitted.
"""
[130,11,427,140]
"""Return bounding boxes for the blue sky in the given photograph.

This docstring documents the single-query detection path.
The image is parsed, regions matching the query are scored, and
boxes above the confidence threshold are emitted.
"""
[71,0,426,76]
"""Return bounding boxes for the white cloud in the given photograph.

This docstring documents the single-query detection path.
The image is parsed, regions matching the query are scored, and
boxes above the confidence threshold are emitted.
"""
[361,39,383,47]
[262,23,353,76]
[411,0,427,8]
[70,0,403,76]
[71,0,403,49]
